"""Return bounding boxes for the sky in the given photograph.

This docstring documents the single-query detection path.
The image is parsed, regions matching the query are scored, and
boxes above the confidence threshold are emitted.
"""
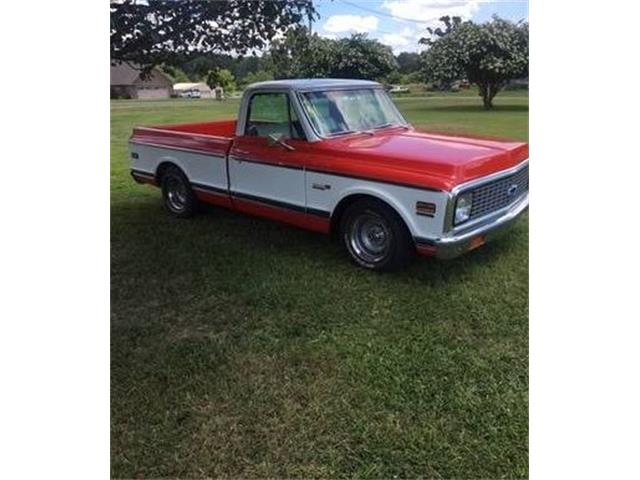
[313,0,529,53]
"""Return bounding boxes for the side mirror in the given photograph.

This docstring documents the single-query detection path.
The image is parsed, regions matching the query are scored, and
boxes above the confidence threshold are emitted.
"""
[267,133,295,151]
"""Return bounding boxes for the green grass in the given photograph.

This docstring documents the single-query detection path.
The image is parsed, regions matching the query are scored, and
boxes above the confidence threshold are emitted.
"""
[111,94,528,478]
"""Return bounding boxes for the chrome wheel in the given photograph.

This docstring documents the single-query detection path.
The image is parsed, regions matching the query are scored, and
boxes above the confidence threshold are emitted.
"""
[348,212,392,264]
[165,175,188,212]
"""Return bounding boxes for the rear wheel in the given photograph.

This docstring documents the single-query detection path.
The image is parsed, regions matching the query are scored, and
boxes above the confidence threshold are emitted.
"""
[160,166,197,218]
[340,198,413,271]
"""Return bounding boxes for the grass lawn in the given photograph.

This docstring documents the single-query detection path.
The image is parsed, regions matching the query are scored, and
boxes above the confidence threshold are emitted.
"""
[111,93,528,478]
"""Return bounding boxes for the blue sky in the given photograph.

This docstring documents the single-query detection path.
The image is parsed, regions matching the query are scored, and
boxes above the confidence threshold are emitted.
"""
[313,0,529,53]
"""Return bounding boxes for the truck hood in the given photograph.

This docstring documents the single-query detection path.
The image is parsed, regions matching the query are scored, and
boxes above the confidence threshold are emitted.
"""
[314,127,529,191]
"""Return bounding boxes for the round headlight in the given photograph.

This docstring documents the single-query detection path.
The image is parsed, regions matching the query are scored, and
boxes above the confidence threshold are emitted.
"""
[454,193,473,225]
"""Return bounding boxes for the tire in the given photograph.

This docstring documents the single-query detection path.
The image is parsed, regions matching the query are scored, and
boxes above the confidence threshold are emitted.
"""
[339,198,413,271]
[160,165,197,218]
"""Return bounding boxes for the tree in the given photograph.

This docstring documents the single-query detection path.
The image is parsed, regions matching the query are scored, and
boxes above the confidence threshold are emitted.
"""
[396,52,421,74]
[268,26,325,79]
[110,0,315,73]
[232,56,269,83]
[159,65,190,83]
[421,16,528,109]
[332,34,397,80]
[420,15,463,46]
[269,29,397,81]
[242,70,275,87]
[181,55,234,81]
[206,68,236,91]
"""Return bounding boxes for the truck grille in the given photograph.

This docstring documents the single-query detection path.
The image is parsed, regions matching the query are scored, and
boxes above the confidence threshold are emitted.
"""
[467,164,529,221]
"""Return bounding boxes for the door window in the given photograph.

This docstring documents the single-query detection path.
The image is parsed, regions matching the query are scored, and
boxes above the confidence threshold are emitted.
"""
[245,92,305,139]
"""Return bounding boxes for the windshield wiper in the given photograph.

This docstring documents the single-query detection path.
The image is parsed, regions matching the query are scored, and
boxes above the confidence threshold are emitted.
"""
[332,129,374,137]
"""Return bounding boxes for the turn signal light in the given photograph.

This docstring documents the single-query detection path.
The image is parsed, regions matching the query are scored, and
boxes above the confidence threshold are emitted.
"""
[467,235,486,251]
[416,201,436,217]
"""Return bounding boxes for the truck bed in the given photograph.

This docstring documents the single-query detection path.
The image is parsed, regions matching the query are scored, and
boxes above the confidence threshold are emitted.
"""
[130,120,236,157]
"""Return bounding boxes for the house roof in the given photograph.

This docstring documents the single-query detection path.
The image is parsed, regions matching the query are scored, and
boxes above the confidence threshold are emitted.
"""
[110,62,172,86]
[110,63,142,85]
[245,78,381,92]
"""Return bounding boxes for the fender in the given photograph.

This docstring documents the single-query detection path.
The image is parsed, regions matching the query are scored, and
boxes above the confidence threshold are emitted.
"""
[330,185,440,239]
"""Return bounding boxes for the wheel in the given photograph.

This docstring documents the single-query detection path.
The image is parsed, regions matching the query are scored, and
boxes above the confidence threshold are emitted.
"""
[340,198,413,271]
[160,166,197,218]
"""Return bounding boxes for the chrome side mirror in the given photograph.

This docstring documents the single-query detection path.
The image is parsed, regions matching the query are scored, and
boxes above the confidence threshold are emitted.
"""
[267,133,295,151]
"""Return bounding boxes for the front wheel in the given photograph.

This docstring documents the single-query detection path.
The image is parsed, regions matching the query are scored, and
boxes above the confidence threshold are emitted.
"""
[161,166,197,218]
[340,198,413,271]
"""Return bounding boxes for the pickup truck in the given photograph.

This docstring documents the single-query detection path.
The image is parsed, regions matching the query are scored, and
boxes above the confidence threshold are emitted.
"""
[129,79,528,271]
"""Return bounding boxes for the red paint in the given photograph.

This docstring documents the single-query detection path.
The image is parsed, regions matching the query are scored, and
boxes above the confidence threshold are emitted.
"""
[185,183,328,233]
[295,127,528,191]
[230,135,308,170]
[132,121,527,192]
[131,172,156,186]
[416,244,437,257]
[130,120,236,157]
[193,188,233,209]
[232,197,330,234]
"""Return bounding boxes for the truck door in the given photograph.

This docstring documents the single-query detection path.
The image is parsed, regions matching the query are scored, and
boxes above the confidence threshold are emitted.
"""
[228,91,308,221]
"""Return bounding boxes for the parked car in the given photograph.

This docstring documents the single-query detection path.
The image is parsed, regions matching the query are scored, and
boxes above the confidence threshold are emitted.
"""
[180,89,201,99]
[388,85,410,94]
[129,79,528,270]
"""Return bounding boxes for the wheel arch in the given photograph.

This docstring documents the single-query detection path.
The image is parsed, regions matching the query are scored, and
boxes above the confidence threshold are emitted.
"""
[329,190,417,238]
[155,160,188,185]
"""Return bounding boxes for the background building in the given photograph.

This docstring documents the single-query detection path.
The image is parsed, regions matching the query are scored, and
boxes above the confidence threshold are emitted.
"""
[110,63,173,99]
[172,82,213,98]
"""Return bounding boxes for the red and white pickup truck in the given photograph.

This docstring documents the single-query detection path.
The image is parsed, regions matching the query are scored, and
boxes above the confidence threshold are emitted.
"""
[129,79,528,270]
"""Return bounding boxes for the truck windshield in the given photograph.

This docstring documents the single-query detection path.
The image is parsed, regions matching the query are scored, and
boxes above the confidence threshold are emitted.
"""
[299,88,406,137]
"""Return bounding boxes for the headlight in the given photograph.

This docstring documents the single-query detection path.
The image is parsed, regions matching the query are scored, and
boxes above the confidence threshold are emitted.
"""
[454,192,473,225]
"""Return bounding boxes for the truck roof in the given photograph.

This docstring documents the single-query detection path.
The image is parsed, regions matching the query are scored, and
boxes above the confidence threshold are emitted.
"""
[245,78,381,92]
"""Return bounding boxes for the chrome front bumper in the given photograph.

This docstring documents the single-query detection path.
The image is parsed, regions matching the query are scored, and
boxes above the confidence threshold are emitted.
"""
[417,193,529,259]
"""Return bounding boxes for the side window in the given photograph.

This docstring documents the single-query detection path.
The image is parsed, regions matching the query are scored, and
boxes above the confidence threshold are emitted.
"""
[245,92,305,140]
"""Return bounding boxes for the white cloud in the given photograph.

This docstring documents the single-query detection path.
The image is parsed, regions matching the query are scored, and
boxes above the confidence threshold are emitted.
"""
[323,15,379,34]
[382,0,480,25]
[380,27,417,53]
[378,1,481,52]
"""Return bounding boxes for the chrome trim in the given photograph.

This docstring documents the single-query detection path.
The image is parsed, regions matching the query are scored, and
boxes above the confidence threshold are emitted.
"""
[129,141,227,158]
[444,158,529,233]
[429,193,528,259]
[453,158,529,196]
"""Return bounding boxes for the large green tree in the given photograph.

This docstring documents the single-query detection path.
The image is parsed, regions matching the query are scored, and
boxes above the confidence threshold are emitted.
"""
[269,26,329,78]
[421,16,528,109]
[270,29,397,81]
[110,0,315,73]
[332,34,397,80]
[206,68,236,91]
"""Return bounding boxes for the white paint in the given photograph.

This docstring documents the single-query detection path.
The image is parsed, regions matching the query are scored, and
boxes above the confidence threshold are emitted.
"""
[228,158,305,208]
[306,170,448,238]
[129,143,227,191]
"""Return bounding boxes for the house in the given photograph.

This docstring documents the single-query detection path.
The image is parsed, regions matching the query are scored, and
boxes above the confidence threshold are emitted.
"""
[173,82,213,98]
[110,63,173,99]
